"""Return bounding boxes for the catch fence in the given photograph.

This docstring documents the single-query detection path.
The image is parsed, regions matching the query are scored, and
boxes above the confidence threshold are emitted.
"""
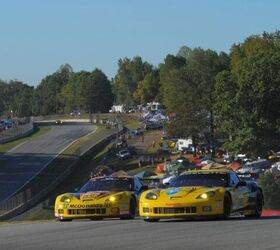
[0,119,34,144]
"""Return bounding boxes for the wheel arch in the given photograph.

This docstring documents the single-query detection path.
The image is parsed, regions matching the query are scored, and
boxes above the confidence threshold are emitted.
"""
[224,191,232,204]
[257,187,264,205]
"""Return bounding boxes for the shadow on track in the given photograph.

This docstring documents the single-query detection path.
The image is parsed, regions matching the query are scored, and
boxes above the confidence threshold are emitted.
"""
[152,215,280,223]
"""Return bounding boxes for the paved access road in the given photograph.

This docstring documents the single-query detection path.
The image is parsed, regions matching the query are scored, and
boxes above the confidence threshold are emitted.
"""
[0,217,279,250]
[0,124,96,201]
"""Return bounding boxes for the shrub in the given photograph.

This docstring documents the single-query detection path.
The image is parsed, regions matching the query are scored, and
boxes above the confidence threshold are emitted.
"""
[258,173,280,209]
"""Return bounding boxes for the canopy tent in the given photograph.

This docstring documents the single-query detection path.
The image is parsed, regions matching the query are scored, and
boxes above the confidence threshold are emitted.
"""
[201,162,227,170]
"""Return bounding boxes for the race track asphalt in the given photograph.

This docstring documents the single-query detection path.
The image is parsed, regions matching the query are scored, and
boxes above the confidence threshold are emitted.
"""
[0,216,279,250]
[0,124,96,202]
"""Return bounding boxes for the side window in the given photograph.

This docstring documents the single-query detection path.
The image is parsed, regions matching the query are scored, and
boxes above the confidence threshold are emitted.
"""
[229,173,240,187]
[133,178,141,191]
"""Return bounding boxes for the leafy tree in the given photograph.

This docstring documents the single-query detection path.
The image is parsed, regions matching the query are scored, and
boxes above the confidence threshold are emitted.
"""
[133,69,160,104]
[215,32,280,157]
[33,64,73,115]
[60,73,81,113]
[0,80,33,117]
[76,69,114,113]
[60,69,114,114]
[258,173,280,209]
[177,45,192,59]
[161,49,229,155]
[113,57,153,105]
[159,54,186,110]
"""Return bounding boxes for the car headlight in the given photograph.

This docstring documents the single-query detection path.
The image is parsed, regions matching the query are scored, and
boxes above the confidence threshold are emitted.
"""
[109,195,123,202]
[196,191,215,199]
[60,196,71,203]
[145,192,158,200]
[109,196,116,202]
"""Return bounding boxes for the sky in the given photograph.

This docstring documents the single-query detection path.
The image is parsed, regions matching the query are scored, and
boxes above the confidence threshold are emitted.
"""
[0,0,279,86]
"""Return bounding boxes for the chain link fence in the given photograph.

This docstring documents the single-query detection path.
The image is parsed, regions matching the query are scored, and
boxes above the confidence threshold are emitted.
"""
[0,119,34,144]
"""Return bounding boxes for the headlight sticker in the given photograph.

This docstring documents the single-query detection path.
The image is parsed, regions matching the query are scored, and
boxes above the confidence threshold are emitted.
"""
[166,188,181,196]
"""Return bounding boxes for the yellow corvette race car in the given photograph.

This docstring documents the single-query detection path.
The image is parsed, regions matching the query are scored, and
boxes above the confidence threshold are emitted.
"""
[55,175,147,221]
[139,170,264,222]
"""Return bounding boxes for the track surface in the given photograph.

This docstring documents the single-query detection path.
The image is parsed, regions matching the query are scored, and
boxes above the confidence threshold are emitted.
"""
[0,124,96,201]
[0,216,279,250]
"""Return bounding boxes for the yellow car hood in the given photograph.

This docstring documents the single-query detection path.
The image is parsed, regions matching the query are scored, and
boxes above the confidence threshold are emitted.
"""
[153,186,221,200]
[61,191,121,202]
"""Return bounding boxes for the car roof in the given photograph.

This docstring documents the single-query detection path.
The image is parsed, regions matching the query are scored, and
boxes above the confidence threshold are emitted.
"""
[91,175,133,181]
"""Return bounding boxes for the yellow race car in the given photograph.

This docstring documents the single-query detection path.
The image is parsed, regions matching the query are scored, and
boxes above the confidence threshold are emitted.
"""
[139,169,264,222]
[55,175,147,221]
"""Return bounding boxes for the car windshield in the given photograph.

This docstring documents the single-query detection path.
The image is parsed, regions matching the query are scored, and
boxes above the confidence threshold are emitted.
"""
[169,173,229,187]
[79,178,133,192]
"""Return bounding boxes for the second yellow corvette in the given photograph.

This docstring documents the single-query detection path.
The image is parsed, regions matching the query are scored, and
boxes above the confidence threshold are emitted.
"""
[55,175,147,221]
[139,170,264,222]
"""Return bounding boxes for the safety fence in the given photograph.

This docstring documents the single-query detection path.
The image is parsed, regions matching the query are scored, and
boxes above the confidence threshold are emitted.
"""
[0,119,34,144]
[0,125,121,220]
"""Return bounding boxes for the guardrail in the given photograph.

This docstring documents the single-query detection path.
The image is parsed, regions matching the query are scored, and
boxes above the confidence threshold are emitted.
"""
[0,125,122,220]
[0,120,34,144]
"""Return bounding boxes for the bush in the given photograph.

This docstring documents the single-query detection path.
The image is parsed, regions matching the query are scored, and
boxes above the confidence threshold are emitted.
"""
[258,173,280,209]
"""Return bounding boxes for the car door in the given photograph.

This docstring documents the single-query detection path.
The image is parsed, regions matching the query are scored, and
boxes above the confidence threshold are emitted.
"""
[229,173,250,211]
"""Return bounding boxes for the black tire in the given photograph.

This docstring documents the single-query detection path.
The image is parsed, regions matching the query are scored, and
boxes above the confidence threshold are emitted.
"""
[57,218,72,222]
[120,198,136,220]
[222,193,231,219]
[144,219,160,222]
[245,190,263,218]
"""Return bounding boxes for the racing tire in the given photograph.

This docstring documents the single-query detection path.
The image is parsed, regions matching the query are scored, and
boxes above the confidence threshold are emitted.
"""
[120,198,136,220]
[57,218,72,222]
[245,190,263,218]
[222,194,231,219]
[144,219,160,222]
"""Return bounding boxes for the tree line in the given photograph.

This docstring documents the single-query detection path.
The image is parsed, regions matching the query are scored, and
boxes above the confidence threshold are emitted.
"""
[0,31,280,157]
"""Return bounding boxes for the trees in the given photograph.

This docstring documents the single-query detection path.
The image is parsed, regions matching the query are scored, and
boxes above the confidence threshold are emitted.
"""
[258,173,280,209]
[33,64,73,115]
[133,69,160,104]
[60,69,114,114]
[215,32,280,157]
[77,69,114,113]
[160,49,229,155]
[0,80,33,117]
[159,54,186,110]
[113,57,153,105]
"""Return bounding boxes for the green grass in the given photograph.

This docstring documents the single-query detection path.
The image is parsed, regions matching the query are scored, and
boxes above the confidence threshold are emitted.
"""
[62,126,110,155]
[119,114,142,130]
[0,126,51,153]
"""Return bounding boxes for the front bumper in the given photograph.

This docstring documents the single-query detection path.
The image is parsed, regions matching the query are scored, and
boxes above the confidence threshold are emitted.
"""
[139,199,224,218]
[55,202,130,220]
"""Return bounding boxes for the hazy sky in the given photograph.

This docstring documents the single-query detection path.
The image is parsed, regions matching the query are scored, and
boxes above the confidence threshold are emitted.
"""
[0,0,279,86]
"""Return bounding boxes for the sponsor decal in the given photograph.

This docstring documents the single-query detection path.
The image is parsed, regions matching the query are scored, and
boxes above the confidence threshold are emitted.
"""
[69,204,105,209]
[166,188,181,196]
